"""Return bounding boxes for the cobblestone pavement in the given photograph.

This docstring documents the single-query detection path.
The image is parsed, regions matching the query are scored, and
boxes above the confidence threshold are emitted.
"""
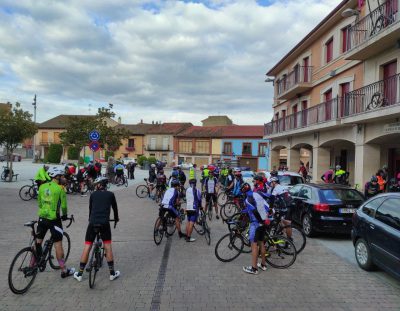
[0,184,399,311]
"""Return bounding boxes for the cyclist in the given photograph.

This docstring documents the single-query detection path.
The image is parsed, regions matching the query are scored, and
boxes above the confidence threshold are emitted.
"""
[155,160,164,174]
[36,167,75,278]
[160,179,186,238]
[34,164,51,189]
[298,162,307,180]
[376,169,386,192]
[168,170,179,188]
[156,169,167,197]
[94,161,102,178]
[232,169,243,198]
[86,161,98,180]
[204,169,219,220]
[185,179,202,242]
[76,166,88,197]
[225,168,234,190]
[201,165,210,191]
[177,166,187,186]
[364,176,381,199]
[241,183,269,275]
[252,175,266,192]
[148,163,157,195]
[321,166,334,183]
[189,164,197,180]
[73,176,120,282]
[114,161,125,184]
[334,165,349,185]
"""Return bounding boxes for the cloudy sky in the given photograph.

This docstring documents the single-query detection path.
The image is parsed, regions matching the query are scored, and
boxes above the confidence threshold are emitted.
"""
[0,0,340,125]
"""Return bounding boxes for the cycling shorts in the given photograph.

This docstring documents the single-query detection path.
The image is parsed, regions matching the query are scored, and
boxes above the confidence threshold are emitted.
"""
[85,223,112,245]
[36,218,63,242]
[205,193,217,203]
[186,210,198,222]
[116,170,124,176]
[249,223,265,243]
[156,184,167,191]
[159,207,179,219]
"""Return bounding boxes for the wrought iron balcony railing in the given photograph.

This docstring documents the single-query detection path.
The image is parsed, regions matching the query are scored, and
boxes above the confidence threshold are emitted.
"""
[348,0,398,50]
[277,66,312,96]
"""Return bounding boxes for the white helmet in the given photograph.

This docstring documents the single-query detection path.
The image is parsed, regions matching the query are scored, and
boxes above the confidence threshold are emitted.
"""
[47,167,64,178]
[94,176,108,185]
[335,165,341,170]
[151,164,156,168]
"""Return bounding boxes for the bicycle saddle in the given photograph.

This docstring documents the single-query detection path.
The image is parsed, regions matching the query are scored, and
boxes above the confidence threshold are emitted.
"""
[24,221,37,227]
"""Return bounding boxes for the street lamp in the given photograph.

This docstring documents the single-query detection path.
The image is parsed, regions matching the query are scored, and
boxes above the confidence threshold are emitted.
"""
[265,77,274,83]
[341,8,360,18]
[32,95,37,163]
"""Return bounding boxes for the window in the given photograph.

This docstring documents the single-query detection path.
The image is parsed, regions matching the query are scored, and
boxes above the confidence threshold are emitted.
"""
[41,132,48,143]
[179,140,192,153]
[127,139,135,148]
[242,143,252,155]
[195,140,209,154]
[298,187,312,200]
[162,137,169,150]
[325,37,333,63]
[150,137,156,150]
[223,142,232,155]
[341,25,350,53]
[362,197,386,217]
[54,132,60,144]
[375,198,400,230]
[258,143,268,156]
[289,185,303,197]
[319,189,364,203]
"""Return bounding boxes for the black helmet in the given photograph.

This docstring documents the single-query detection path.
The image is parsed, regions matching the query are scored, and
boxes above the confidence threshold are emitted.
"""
[371,176,378,183]
[253,175,263,182]
[171,180,180,187]
[189,179,196,185]
[240,183,251,193]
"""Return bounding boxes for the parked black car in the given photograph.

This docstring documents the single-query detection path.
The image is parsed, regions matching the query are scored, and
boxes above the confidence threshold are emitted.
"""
[352,193,400,279]
[287,183,365,237]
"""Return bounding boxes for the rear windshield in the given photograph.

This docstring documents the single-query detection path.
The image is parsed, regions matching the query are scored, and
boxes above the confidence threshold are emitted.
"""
[242,172,254,178]
[278,175,303,186]
[319,189,364,203]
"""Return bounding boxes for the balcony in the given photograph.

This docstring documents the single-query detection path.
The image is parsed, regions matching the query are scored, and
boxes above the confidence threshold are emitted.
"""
[264,98,340,137]
[264,74,400,137]
[125,146,135,152]
[277,66,312,100]
[346,0,399,60]
[146,145,170,151]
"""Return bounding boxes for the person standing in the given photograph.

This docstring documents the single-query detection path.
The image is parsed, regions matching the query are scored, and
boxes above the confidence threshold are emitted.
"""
[36,167,75,278]
[129,161,136,180]
[73,176,120,282]
[298,162,307,180]
[185,179,202,242]
[321,167,334,183]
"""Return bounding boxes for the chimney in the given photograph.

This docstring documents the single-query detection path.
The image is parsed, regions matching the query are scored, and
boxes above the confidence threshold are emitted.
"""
[140,119,143,124]
[152,121,154,124]
[118,117,121,124]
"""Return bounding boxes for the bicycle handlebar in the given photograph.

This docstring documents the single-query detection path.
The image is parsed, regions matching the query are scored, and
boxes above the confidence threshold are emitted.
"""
[63,214,75,228]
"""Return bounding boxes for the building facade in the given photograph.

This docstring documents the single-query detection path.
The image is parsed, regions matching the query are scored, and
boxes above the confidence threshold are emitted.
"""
[264,0,400,187]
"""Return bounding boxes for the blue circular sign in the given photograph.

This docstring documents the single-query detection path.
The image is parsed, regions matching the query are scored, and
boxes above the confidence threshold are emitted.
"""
[89,130,100,141]
[89,141,100,152]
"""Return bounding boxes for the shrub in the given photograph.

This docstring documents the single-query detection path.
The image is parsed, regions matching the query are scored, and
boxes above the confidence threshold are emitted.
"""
[137,155,147,166]
[147,156,157,165]
[47,144,63,163]
[67,146,80,160]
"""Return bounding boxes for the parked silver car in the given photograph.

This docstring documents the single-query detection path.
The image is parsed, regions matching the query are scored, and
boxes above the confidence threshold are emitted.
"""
[258,170,305,190]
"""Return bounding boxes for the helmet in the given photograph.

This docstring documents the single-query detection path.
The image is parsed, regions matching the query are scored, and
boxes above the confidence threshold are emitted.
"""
[336,165,341,170]
[47,167,64,178]
[171,180,180,187]
[189,179,196,185]
[270,177,279,183]
[44,164,50,170]
[240,183,251,193]
[151,164,156,168]
[208,165,215,171]
[253,175,263,182]
[371,176,378,183]
[172,170,179,177]
[94,176,108,185]
[233,168,241,175]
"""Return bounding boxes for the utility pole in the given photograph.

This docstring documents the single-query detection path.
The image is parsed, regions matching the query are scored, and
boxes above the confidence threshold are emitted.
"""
[32,95,37,163]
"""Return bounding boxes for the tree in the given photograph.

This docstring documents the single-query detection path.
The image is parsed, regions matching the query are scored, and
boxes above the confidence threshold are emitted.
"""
[60,106,129,168]
[0,103,37,181]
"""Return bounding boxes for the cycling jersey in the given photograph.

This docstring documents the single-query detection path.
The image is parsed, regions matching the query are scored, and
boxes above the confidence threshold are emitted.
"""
[156,173,167,186]
[321,169,334,183]
[178,170,186,185]
[168,177,180,188]
[38,181,67,220]
[149,168,156,183]
[202,168,209,179]
[114,164,124,173]
[233,177,243,196]
[161,188,179,209]
[34,167,51,182]
[242,191,269,224]
[204,177,218,194]
[189,167,196,180]
[186,186,202,211]
[89,190,119,225]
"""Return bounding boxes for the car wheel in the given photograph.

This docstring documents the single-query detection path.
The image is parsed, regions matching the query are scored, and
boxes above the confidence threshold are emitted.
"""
[302,213,315,237]
[355,238,375,271]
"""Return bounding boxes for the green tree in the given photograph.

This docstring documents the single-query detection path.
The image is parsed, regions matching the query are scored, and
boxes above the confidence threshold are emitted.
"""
[67,146,80,160]
[46,143,63,163]
[0,103,37,181]
[60,106,128,168]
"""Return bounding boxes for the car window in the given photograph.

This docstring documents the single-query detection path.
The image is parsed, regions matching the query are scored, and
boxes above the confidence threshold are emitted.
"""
[289,185,302,196]
[361,197,386,217]
[298,187,312,200]
[242,172,254,177]
[375,198,400,230]
[319,189,364,203]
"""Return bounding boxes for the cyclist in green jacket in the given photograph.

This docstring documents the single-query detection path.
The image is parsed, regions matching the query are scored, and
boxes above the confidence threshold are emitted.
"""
[34,165,51,189]
[36,167,75,278]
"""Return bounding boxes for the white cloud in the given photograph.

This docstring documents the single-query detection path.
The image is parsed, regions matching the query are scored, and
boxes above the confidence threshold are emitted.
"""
[0,0,340,124]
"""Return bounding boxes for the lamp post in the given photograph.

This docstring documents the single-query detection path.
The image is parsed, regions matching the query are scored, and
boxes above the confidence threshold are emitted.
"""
[32,95,37,163]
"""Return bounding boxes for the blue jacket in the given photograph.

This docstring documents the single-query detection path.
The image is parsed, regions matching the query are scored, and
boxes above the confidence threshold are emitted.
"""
[242,191,269,224]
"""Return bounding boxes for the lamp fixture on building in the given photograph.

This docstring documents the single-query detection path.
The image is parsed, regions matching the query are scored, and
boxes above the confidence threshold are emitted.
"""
[265,77,274,83]
[341,8,360,18]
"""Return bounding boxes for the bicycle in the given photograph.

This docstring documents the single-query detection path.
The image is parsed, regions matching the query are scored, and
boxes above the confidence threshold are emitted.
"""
[115,174,128,187]
[366,91,388,110]
[193,209,211,245]
[136,178,154,198]
[220,196,245,222]
[154,185,166,203]
[8,215,74,294]
[1,165,13,181]
[87,220,117,289]
[19,179,39,201]
[153,205,185,245]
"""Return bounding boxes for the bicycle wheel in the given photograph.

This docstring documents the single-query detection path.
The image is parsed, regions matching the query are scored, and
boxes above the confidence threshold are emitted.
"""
[276,224,306,254]
[265,235,297,269]
[207,201,213,221]
[215,233,244,262]
[124,176,128,187]
[49,232,71,270]
[221,201,237,221]
[217,192,227,207]
[194,214,205,235]
[153,217,164,245]
[136,185,149,198]
[166,217,176,236]
[204,222,211,246]
[88,247,98,289]
[8,247,38,294]
[19,185,33,201]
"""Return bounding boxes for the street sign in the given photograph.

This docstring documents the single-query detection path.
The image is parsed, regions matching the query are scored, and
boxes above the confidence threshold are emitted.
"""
[89,141,100,152]
[89,130,100,141]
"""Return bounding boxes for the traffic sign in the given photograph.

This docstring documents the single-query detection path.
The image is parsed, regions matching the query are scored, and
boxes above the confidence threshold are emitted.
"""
[89,130,100,141]
[89,141,100,152]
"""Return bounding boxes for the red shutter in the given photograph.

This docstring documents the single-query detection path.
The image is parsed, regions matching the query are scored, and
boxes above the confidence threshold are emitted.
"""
[383,61,397,105]
[340,83,350,117]
[303,57,309,82]
[341,27,349,53]
[326,39,333,63]
[324,89,333,121]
